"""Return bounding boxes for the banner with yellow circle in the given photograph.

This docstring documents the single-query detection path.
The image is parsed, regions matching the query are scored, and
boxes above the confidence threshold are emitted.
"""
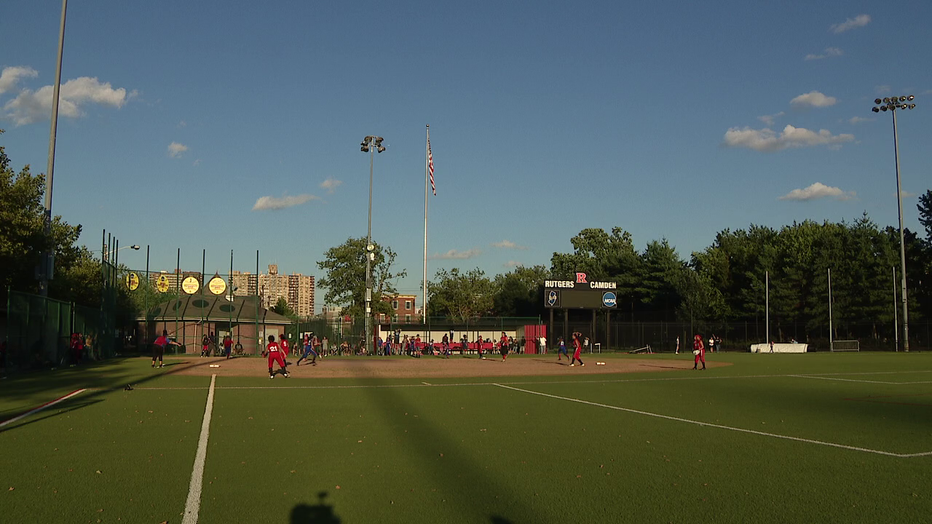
[125,272,140,291]
[208,276,227,295]
[182,276,200,294]
[157,275,170,293]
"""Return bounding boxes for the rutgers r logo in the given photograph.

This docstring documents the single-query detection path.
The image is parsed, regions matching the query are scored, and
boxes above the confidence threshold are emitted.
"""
[576,272,587,284]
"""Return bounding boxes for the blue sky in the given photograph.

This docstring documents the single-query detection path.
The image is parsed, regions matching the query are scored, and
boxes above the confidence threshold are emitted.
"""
[2,0,930,308]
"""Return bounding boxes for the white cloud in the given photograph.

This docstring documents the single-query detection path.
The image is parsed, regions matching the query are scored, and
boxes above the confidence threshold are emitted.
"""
[898,190,915,198]
[847,116,871,125]
[804,47,843,61]
[790,91,837,108]
[876,85,891,94]
[779,182,856,201]
[192,159,201,167]
[758,112,785,126]
[0,66,38,95]
[167,142,188,158]
[320,177,342,194]
[723,125,855,152]
[178,120,187,128]
[429,248,482,260]
[831,14,871,34]
[2,75,135,125]
[252,193,320,211]
[504,261,523,268]
[491,239,527,250]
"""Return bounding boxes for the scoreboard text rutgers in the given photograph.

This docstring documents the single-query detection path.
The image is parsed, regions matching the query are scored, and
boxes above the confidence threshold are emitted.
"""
[544,272,618,310]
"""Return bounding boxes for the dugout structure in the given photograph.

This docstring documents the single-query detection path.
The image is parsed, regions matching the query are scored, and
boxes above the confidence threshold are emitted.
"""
[543,273,618,350]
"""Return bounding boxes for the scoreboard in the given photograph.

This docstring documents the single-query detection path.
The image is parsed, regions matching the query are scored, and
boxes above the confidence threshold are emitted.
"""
[543,274,617,310]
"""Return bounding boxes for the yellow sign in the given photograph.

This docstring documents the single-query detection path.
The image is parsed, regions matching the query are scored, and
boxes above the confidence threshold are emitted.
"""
[182,276,200,294]
[157,275,170,293]
[125,272,140,291]
[208,276,227,295]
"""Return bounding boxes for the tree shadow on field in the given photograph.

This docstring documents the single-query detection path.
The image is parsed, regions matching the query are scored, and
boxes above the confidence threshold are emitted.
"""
[290,491,341,523]
[352,360,546,523]
[0,356,218,432]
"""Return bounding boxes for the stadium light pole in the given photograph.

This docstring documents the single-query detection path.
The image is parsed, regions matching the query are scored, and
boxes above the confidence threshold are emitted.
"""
[360,135,385,354]
[39,0,69,297]
[872,95,916,352]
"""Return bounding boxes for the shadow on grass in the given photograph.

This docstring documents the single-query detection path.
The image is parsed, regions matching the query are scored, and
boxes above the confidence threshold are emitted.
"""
[0,356,221,431]
[290,491,340,523]
[351,361,546,523]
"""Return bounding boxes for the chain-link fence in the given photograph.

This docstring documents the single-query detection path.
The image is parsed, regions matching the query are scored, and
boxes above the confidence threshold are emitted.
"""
[4,290,116,370]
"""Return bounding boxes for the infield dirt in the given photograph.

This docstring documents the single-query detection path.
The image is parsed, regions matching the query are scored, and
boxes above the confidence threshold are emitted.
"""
[167,354,727,379]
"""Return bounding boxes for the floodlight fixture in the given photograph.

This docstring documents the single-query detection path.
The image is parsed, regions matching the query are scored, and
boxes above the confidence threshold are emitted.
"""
[870,94,918,351]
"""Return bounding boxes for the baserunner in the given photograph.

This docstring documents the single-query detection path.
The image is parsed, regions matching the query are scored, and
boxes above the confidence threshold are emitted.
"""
[296,332,319,366]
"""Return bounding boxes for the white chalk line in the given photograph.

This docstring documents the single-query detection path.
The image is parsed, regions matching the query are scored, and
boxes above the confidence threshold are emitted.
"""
[789,374,932,385]
[181,374,216,524]
[493,383,932,459]
[0,388,87,429]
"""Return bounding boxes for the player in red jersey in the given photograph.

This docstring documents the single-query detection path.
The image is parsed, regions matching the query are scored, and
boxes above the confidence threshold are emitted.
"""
[693,334,706,370]
[263,335,289,379]
[570,332,585,367]
[499,332,509,361]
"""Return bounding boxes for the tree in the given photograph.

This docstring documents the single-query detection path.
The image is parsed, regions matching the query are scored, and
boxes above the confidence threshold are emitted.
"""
[427,268,494,322]
[272,296,295,318]
[0,129,83,303]
[492,264,549,317]
[918,189,932,244]
[316,237,406,318]
[635,239,684,320]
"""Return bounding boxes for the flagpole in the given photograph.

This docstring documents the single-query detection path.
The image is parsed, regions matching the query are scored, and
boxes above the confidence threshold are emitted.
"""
[423,124,430,329]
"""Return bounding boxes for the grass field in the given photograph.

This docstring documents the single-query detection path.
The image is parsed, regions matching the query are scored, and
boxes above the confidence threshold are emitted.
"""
[2,352,931,523]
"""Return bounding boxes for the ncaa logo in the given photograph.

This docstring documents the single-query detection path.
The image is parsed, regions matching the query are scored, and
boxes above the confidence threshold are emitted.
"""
[602,292,617,308]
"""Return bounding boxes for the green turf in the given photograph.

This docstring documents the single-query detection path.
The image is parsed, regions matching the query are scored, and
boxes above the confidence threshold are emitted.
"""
[2,353,931,523]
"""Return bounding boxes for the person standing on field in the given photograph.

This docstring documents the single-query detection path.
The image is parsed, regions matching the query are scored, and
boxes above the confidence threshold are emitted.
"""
[280,333,290,360]
[570,332,585,367]
[153,330,181,368]
[263,334,289,379]
[693,334,706,370]
[675,336,680,354]
[499,331,509,362]
[557,337,569,361]
[223,335,233,359]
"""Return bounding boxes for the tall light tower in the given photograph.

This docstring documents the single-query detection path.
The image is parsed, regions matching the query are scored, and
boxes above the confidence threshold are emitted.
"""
[872,95,916,351]
[360,135,385,353]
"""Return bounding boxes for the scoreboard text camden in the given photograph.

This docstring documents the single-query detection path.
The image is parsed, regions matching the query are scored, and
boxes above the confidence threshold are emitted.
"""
[544,272,617,309]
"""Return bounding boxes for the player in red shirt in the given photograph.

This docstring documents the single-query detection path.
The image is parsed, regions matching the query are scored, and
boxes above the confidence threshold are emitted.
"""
[693,334,706,370]
[499,332,509,362]
[263,334,289,379]
[570,332,585,367]
[280,334,291,358]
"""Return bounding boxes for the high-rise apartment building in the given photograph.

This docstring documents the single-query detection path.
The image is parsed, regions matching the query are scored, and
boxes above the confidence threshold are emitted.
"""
[257,264,315,318]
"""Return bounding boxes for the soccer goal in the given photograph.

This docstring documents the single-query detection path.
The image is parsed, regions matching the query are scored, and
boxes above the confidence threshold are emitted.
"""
[831,340,860,352]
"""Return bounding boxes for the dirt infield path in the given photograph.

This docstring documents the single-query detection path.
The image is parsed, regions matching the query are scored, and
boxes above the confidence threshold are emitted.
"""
[167,354,727,379]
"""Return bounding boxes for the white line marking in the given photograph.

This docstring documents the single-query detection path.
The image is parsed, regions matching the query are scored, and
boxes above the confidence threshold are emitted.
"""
[493,383,932,459]
[182,374,216,524]
[790,374,932,385]
[0,389,87,429]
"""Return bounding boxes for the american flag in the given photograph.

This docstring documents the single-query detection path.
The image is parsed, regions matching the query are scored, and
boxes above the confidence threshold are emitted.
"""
[428,136,435,196]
